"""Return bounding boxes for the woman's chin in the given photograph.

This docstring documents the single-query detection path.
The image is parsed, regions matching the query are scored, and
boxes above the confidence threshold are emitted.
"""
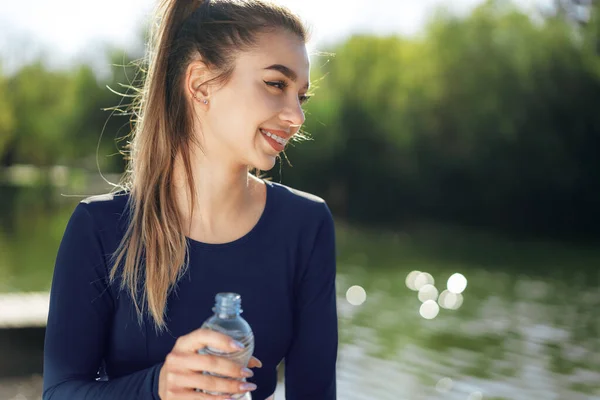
[254,155,278,171]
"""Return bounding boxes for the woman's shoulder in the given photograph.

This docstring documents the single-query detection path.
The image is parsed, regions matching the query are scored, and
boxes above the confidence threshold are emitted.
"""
[73,190,131,232]
[265,181,333,224]
[57,191,131,266]
[79,190,130,214]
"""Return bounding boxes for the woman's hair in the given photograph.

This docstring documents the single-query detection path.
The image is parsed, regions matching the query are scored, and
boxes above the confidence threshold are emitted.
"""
[109,0,308,332]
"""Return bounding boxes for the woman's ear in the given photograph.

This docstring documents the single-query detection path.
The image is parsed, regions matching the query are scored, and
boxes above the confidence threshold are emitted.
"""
[186,60,212,105]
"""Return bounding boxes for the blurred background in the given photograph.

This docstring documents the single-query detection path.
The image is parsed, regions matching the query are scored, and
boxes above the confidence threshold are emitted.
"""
[1,0,599,399]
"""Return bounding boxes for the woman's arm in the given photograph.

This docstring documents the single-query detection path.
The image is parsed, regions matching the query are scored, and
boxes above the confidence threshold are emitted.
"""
[284,203,338,400]
[43,203,162,400]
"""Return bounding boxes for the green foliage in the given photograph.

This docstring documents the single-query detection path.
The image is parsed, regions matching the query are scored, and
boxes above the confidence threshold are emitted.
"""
[1,0,599,236]
[280,0,600,236]
[0,67,15,157]
[0,49,140,170]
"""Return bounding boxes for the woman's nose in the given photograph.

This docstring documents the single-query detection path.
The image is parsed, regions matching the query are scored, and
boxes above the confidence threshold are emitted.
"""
[279,97,305,127]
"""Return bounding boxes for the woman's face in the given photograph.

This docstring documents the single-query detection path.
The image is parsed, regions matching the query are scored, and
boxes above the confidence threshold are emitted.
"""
[191,29,310,171]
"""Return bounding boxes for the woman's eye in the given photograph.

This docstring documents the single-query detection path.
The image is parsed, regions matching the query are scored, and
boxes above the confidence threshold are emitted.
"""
[265,80,311,105]
[299,95,311,105]
[265,80,287,90]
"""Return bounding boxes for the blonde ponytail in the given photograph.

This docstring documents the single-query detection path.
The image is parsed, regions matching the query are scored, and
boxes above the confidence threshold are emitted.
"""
[109,0,308,332]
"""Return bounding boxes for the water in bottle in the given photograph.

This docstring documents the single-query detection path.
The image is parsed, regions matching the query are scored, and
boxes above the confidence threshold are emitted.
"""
[197,292,255,400]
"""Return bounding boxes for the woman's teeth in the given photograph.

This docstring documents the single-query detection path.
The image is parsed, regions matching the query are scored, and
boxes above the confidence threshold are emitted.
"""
[260,129,288,145]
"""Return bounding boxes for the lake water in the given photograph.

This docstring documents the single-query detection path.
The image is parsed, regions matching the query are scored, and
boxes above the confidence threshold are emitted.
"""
[0,181,599,399]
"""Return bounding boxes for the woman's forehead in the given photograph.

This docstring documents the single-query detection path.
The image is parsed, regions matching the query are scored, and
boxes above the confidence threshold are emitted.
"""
[237,30,310,77]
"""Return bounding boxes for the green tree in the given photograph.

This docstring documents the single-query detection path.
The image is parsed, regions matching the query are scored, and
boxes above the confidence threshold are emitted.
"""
[0,66,15,161]
[3,61,75,166]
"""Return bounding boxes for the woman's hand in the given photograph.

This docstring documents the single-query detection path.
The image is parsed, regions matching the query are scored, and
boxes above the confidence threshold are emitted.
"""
[158,328,262,399]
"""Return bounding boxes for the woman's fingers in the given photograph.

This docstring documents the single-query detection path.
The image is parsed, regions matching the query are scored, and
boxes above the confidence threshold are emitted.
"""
[248,356,263,369]
[159,327,261,399]
[167,371,256,395]
[165,351,252,379]
[175,328,244,353]
[162,384,239,400]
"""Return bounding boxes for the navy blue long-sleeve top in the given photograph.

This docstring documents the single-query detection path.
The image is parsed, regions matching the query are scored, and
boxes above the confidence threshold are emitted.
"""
[42,181,338,400]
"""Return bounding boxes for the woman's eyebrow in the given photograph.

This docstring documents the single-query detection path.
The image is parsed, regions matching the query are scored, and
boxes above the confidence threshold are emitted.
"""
[264,64,309,90]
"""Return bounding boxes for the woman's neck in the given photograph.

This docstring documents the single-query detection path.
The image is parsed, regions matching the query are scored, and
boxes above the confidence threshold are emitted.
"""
[171,151,264,239]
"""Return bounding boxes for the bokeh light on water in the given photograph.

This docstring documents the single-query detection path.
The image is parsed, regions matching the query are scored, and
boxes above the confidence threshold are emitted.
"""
[345,285,367,306]
[417,283,439,302]
[407,270,469,317]
[419,299,440,319]
[414,272,435,290]
[447,272,468,294]
[406,270,435,291]
[405,270,421,291]
[438,289,464,310]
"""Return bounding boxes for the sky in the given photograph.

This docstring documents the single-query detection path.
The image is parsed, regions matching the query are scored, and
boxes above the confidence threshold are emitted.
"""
[0,0,549,76]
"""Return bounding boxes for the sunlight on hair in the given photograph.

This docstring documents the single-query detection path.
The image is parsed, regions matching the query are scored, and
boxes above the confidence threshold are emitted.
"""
[417,284,439,303]
[346,285,367,306]
[405,270,421,291]
[438,289,464,310]
[468,391,484,400]
[419,300,439,319]
[414,272,434,290]
[435,377,453,393]
[447,273,467,294]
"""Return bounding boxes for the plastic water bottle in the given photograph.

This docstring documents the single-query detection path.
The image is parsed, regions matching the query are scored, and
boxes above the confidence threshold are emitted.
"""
[196,293,255,400]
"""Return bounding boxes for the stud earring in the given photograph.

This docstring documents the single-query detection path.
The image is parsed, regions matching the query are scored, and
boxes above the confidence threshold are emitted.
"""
[192,92,208,105]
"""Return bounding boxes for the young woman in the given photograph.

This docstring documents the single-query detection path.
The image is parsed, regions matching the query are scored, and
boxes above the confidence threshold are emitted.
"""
[42,0,338,399]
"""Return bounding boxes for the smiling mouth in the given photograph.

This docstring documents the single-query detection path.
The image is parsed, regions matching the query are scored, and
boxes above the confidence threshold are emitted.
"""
[260,128,289,146]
